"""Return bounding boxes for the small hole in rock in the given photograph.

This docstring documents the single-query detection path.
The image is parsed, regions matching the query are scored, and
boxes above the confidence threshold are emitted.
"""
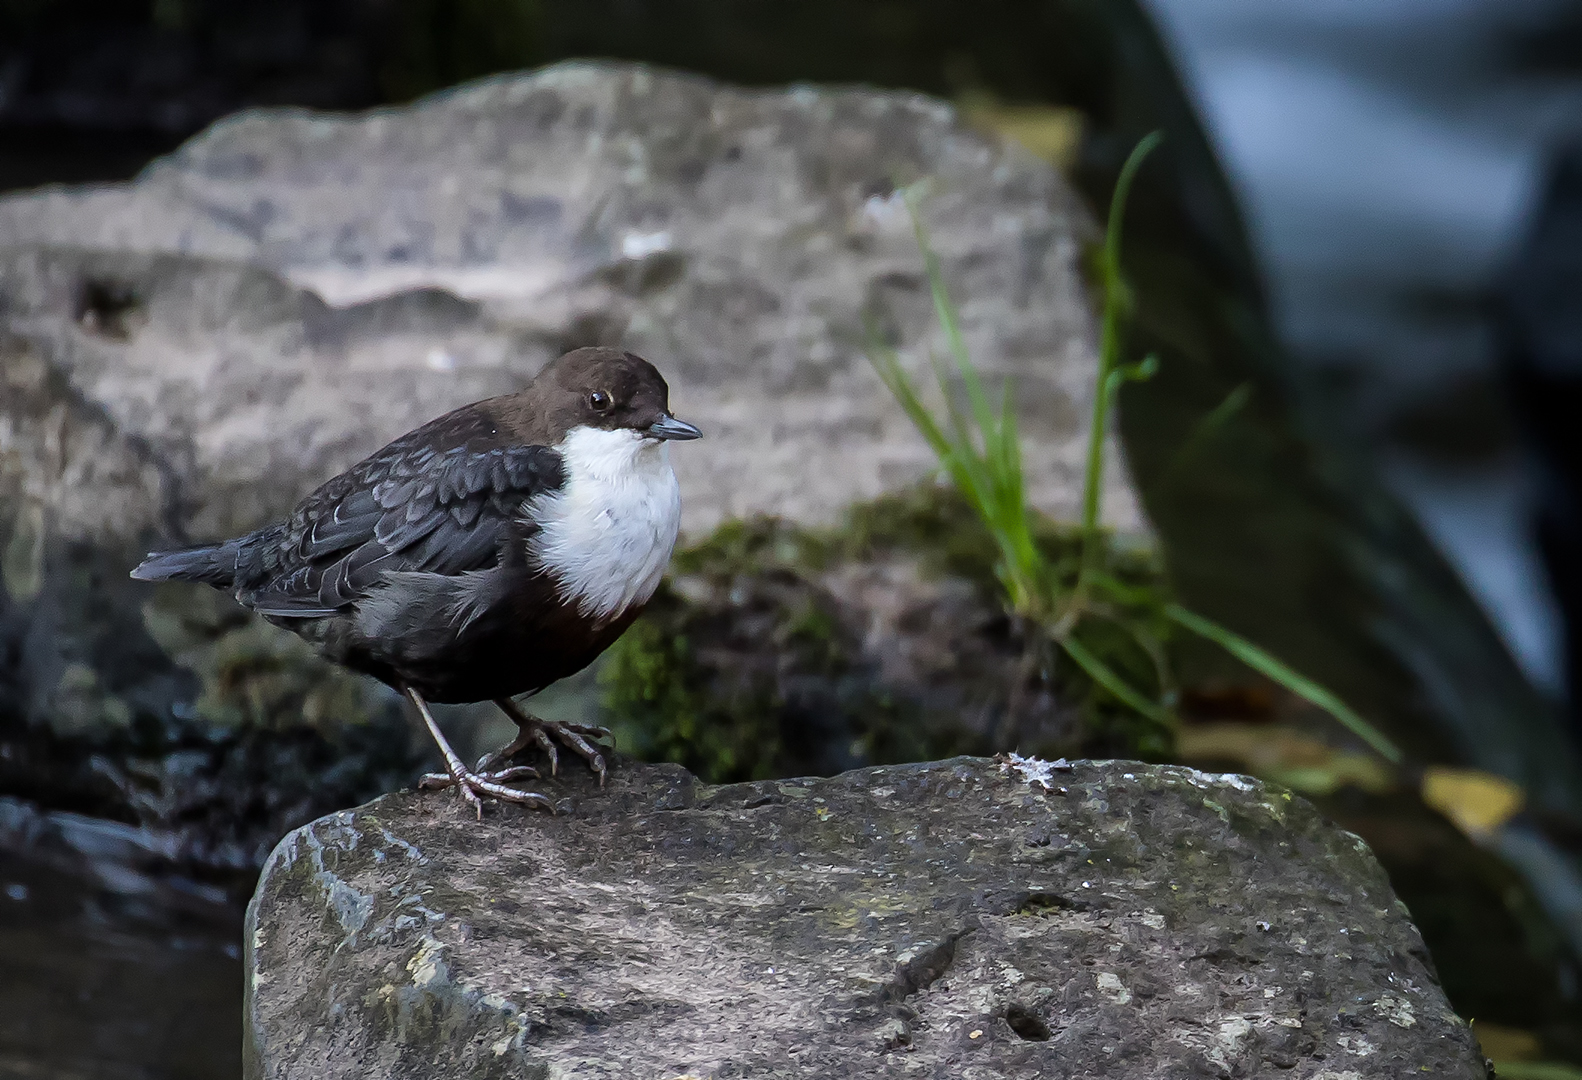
[76,278,143,340]
[1005,1005,1051,1041]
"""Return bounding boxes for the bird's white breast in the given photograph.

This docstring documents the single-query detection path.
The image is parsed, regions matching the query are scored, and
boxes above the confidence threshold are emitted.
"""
[525,426,682,622]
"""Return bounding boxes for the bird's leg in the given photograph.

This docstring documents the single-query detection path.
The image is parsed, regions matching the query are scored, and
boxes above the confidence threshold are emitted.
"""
[488,697,612,787]
[404,686,554,818]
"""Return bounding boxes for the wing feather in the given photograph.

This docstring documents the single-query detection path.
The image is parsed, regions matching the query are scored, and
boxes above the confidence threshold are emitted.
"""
[241,433,564,617]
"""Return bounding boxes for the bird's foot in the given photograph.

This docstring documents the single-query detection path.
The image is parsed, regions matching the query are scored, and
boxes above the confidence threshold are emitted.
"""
[491,700,613,786]
[419,764,554,818]
[403,685,555,819]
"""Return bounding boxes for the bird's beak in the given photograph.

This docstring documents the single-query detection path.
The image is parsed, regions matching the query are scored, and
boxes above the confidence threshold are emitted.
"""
[647,413,702,441]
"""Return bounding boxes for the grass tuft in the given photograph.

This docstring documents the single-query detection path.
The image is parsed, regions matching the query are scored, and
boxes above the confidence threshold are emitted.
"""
[868,133,1402,765]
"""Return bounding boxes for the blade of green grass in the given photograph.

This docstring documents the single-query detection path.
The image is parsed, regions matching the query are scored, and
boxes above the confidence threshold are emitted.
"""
[905,248,1047,613]
[1103,354,1159,402]
[1085,572,1166,610]
[868,342,954,460]
[1058,632,1175,728]
[996,380,1016,500]
[1488,1063,1582,1080]
[1149,381,1252,498]
[1189,381,1252,445]
[928,349,983,487]
[1082,131,1163,540]
[906,188,1002,445]
[869,331,1046,615]
[1164,603,1402,763]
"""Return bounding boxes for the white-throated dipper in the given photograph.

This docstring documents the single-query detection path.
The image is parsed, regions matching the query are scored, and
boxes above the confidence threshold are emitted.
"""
[131,347,701,816]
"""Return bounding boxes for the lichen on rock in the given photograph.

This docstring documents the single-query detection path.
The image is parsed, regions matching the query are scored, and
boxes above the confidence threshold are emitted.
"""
[245,756,1487,1078]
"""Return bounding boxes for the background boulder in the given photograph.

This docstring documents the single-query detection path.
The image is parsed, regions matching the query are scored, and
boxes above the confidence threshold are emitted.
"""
[0,61,1136,541]
[0,62,1131,859]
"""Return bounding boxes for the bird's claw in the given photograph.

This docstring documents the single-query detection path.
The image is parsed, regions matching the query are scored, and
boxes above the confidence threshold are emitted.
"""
[544,722,609,785]
[489,702,612,787]
[420,765,552,818]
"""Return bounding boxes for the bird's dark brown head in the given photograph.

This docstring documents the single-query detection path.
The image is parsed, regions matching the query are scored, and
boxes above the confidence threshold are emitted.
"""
[500,347,701,445]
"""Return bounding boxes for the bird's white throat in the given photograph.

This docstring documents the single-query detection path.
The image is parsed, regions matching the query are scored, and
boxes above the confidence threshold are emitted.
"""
[525,425,682,622]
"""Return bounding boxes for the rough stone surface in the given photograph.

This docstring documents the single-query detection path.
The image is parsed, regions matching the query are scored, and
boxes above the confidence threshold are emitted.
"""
[245,757,1485,1078]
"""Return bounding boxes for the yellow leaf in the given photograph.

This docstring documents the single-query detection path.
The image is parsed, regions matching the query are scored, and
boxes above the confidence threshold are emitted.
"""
[1175,722,1395,796]
[1471,1020,1541,1063]
[1421,766,1524,839]
[959,94,1086,172]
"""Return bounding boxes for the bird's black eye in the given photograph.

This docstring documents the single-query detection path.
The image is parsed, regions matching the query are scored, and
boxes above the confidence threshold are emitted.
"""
[589,390,612,412]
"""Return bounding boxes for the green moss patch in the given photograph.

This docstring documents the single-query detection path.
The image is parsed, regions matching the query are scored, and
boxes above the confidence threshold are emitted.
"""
[601,483,1178,784]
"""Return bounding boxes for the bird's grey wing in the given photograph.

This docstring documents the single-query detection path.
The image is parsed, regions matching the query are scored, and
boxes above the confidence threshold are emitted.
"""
[241,440,564,618]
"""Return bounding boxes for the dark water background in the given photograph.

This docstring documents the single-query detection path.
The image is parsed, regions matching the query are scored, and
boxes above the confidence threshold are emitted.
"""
[1147,0,1582,699]
[0,801,244,1079]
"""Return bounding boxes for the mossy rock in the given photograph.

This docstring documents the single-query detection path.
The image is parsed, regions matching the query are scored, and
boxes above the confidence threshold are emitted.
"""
[600,484,1178,785]
[245,756,1487,1078]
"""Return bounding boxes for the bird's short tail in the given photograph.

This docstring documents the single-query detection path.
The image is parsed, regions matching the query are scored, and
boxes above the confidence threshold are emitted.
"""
[130,541,238,587]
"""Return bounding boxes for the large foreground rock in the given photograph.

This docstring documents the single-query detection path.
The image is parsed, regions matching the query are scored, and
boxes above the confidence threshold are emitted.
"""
[245,757,1485,1078]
